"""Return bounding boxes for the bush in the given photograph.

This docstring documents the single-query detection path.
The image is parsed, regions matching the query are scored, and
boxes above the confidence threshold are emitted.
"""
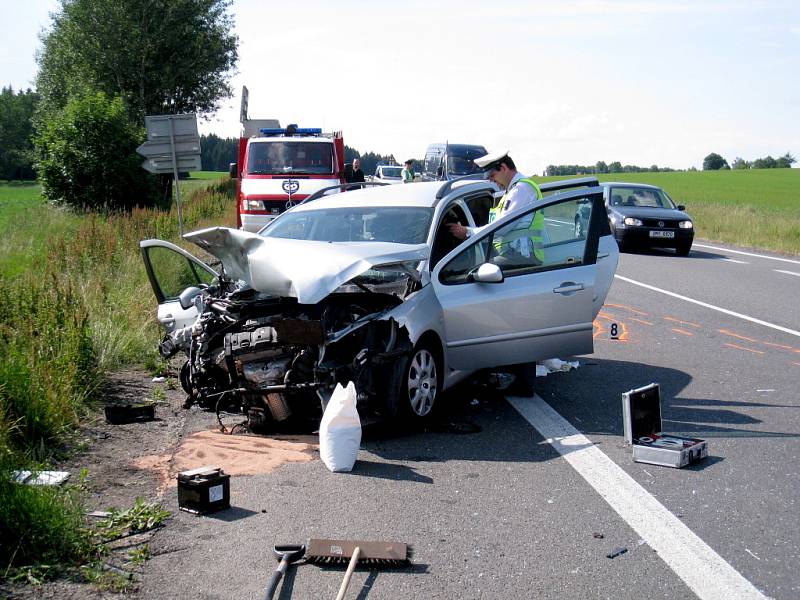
[35,91,159,212]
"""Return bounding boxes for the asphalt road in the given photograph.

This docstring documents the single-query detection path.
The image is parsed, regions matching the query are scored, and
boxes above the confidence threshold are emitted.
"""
[139,241,799,600]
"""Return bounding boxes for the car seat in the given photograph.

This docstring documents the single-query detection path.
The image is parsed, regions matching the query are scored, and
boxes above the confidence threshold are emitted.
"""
[624,196,637,206]
[611,194,623,206]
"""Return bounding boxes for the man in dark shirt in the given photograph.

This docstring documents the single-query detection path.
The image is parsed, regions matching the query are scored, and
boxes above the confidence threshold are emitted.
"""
[345,158,365,189]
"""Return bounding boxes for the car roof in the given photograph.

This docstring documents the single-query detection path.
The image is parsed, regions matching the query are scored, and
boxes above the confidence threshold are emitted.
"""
[601,182,662,190]
[293,180,491,211]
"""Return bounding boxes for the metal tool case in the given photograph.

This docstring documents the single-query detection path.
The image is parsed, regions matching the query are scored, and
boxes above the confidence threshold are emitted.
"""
[622,383,708,468]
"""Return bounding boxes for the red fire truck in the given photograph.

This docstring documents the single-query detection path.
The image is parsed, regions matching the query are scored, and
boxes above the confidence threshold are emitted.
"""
[230,119,346,232]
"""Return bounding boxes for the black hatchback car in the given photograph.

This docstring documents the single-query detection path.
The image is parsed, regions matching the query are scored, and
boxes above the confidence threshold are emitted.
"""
[576,183,694,256]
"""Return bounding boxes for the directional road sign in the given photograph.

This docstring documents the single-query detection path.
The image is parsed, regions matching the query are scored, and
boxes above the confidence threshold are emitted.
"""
[139,113,202,236]
[144,113,199,141]
[141,155,202,174]
[137,138,201,159]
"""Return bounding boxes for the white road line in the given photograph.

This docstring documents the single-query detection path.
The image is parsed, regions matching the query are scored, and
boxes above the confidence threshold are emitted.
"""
[774,269,800,278]
[508,395,768,600]
[693,243,800,265]
[720,258,749,264]
[614,274,800,338]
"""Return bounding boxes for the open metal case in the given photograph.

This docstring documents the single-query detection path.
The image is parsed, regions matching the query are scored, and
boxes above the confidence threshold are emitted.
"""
[622,383,708,468]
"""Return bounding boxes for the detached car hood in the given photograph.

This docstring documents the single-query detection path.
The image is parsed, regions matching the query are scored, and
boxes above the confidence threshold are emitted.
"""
[184,227,427,304]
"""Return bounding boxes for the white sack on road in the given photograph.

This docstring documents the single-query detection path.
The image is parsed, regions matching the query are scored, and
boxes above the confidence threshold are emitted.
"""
[319,381,361,472]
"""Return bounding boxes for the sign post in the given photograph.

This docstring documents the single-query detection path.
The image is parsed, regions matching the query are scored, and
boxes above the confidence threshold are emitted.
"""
[138,114,201,236]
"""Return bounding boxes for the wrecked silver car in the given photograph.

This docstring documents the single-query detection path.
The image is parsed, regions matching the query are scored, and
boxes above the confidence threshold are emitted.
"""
[140,177,618,429]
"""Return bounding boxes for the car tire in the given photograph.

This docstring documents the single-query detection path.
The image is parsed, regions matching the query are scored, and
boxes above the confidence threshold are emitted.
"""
[399,342,440,421]
[676,241,692,256]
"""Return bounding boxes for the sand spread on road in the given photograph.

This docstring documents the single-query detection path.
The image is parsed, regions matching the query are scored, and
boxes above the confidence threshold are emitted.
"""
[133,429,318,490]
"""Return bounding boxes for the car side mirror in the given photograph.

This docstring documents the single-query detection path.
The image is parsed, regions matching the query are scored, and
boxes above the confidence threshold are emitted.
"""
[178,286,203,310]
[470,263,504,283]
[229,162,238,178]
[677,204,686,211]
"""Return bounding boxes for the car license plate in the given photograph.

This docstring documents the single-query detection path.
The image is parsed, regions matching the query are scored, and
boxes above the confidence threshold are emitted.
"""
[650,230,675,238]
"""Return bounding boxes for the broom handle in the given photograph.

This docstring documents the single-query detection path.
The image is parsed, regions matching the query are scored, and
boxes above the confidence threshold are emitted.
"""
[334,546,361,600]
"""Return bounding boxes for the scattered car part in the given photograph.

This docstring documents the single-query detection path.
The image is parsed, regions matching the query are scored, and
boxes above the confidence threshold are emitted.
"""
[104,402,155,424]
[176,466,231,514]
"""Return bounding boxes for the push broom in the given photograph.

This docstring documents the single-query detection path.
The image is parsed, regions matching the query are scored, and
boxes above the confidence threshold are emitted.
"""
[306,537,411,600]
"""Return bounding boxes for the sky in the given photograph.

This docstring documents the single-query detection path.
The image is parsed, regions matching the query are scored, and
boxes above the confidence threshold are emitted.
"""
[3,0,799,173]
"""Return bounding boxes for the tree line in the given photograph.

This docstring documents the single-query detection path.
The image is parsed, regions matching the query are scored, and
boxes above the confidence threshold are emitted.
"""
[545,161,677,176]
[0,87,38,180]
[704,152,796,170]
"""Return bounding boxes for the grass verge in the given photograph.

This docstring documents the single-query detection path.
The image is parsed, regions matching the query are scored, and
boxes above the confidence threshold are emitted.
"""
[0,177,234,579]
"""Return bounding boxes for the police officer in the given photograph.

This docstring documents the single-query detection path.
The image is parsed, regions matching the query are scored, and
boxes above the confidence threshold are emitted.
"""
[447,150,544,396]
[447,150,542,239]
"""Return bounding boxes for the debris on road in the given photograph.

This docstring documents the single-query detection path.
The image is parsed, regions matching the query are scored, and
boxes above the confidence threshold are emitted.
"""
[177,466,231,514]
[606,547,628,559]
[104,401,155,424]
[12,470,70,485]
[536,358,580,377]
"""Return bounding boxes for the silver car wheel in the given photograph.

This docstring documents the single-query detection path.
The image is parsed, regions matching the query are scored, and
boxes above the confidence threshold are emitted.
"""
[407,348,438,417]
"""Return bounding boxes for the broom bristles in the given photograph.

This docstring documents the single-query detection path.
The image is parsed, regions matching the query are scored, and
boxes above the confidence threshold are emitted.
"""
[305,538,412,566]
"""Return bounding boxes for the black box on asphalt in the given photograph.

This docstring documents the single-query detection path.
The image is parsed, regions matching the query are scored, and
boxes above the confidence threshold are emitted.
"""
[104,402,155,424]
[177,466,230,514]
[622,383,708,468]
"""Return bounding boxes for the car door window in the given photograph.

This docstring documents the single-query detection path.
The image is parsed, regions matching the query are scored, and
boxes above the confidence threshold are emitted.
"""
[144,246,216,301]
[464,192,494,227]
[439,196,594,283]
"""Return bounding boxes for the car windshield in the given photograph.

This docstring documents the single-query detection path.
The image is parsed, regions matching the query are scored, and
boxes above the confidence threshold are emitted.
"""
[447,144,488,176]
[246,141,334,175]
[609,187,676,209]
[379,167,403,178]
[262,207,434,244]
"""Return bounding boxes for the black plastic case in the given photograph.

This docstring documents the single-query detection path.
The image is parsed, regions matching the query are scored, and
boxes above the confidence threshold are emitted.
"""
[622,383,708,468]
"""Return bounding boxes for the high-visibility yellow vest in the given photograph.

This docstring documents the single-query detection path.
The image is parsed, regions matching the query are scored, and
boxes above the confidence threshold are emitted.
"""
[490,178,545,262]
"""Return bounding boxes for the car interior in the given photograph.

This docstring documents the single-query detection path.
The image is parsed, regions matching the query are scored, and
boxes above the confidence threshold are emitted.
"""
[430,205,468,268]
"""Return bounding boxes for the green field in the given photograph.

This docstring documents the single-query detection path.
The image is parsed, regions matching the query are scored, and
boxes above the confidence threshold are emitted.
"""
[2,169,798,254]
[538,168,800,255]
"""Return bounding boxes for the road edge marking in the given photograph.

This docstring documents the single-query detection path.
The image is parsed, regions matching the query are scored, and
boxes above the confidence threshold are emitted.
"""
[508,394,768,600]
[693,243,800,265]
[614,274,800,338]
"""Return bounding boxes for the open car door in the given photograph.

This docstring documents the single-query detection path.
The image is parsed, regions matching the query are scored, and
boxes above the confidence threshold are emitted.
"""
[431,186,609,372]
[139,239,218,334]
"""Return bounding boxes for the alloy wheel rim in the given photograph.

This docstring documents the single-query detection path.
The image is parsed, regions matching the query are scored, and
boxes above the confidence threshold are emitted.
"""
[407,349,437,416]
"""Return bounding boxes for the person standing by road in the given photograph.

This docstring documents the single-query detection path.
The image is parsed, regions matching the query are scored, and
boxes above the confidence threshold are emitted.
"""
[447,150,542,239]
[446,150,544,397]
[345,158,365,189]
[401,159,415,183]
